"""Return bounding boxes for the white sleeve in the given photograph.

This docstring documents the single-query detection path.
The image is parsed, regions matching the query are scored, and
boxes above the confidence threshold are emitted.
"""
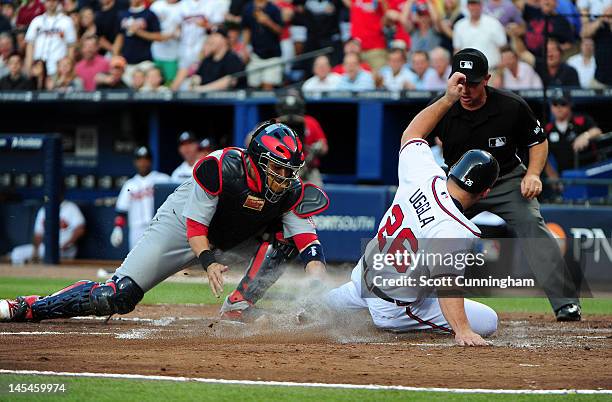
[33,207,45,235]
[398,139,444,186]
[282,211,317,238]
[115,182,131,213]
[24,18,39,43]
[64,202,85,228]
[63,17,77,45]
[182,183,218,226]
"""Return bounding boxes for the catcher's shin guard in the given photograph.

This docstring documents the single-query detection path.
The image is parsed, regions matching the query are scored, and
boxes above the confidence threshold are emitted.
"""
[228,235,298,307]
[30,276,144,321]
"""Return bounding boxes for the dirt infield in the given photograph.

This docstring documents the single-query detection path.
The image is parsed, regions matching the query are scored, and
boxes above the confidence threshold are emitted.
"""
[1,304,611,390]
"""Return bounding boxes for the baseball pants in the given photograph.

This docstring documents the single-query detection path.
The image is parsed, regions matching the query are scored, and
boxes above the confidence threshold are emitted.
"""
[464,164,579,312]
[326,262,498,336]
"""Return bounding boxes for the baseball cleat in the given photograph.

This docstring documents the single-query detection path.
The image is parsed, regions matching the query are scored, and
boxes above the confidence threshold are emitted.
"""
[0,296,40,322]
[219,296,264,322]
[555,303,581,322]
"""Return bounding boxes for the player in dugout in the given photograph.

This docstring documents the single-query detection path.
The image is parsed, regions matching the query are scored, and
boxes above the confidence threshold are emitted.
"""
[0,122,330,323]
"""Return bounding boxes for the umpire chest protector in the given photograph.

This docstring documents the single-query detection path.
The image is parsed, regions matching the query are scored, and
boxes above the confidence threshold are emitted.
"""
[195,148,304,250]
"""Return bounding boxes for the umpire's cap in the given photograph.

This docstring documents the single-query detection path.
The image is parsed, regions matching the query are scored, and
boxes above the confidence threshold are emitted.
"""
[449,150,499,194]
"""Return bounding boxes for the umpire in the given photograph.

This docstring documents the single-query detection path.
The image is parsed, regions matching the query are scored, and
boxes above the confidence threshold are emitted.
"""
[429,48,580,321]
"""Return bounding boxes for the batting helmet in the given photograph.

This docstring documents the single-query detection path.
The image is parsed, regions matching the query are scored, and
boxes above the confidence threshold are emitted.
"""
[449,149,499,194]
[247,121,305,203]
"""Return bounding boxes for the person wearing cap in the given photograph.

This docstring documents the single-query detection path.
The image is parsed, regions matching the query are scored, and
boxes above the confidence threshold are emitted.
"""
[428,48,582,322]
[95,55,129,89]
[452,0,506,69]
[171,26,244,92]
[197,137,215,159]
[171,132,201,183]
[110,146,171,250]
[544,91,603,189]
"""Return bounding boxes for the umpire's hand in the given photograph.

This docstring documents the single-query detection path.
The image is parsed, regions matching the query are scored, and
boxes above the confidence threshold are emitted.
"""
[521,173,542,200]
[207,262,229,297]
[444,72,466,104]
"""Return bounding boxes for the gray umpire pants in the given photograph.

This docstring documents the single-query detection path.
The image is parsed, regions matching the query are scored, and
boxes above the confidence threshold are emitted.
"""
[464,164,579,312]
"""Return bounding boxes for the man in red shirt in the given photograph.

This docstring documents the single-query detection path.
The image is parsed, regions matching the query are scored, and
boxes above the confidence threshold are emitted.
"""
[349,0,387,71]
[75,36,110,91]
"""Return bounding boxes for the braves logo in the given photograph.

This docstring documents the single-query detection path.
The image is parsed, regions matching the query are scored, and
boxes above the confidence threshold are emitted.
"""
[465,179,474,187]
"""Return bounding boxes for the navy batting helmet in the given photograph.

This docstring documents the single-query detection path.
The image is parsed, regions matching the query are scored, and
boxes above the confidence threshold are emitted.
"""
[247,121,305,203]
[449,149,499,194]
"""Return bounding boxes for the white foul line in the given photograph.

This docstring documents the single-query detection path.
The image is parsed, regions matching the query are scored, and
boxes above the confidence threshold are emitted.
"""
[0,369,610,395]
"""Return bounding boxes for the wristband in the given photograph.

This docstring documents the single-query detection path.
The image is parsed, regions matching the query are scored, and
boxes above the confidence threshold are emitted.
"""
[299,243,326,266]
[198,249,216,272]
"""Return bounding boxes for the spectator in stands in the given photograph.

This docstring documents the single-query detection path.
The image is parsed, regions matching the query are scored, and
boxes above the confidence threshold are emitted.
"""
[410,50,435,89]
[335,52,375,90]
[113,0,161,78]
[498,45,542,89]
[15,0,44,30]
[377,47,416,90]
[95,0,125,55]
[95,55,129,89]
[226,21,249,63]
[348,0,387,71]
[384,0,412,53]
[567,38,596,88]
[544,91,603,186]
[0,53,34,90]
[535,38,580,87]
[46,56,84,91]
[434,0,464,53]
[577,0,610,35]
[79,7,97,39]
[10,195,86,265]
[1,0,16,29]
[0,32,13,77]
[0,5,10,34]
[177,0,219,71]
[400,0,441,53]
[302,54,342,91]
[140,65,170,92]
[130,67,145,90]
[75,36,110,91]
[24,0,76,76]
[582,4,612,87]
[29,58,47,90]
[523,0,574,59]
[171,131,200,183]
[172,26,244,91]
[242,0,284,89]
[423,46,452,90]
[331,37,371,74]
[150,0,181,82]
[303,0,343,66]
[484,0,525,26]
[453,0,506,68]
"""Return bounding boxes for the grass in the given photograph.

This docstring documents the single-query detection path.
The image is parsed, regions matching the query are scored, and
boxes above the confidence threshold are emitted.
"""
[0,375,608,402]
[1,276,611,314]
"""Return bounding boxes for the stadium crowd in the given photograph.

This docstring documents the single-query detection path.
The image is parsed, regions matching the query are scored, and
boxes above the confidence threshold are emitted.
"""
[0,0,610,91]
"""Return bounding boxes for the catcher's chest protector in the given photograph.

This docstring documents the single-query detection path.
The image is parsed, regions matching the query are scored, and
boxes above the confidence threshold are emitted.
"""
[205,149,302,250]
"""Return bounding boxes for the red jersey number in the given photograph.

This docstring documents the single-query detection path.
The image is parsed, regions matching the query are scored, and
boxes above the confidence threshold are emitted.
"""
[376,204,418,273]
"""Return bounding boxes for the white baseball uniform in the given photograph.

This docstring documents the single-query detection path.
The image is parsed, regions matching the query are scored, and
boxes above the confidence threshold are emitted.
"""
[171,161,195,183]
[116,171,171,249]
[25,12,77,75]
[327,139,498,336]
[177,0,229,68]
[150,0,182,62]
[11,201,85,264]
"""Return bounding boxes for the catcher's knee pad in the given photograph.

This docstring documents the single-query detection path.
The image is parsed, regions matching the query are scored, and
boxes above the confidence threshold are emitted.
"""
[31,276,144,320]
[232,238,295,305]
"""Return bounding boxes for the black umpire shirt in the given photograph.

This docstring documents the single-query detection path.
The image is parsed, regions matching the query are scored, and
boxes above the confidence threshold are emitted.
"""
[430,86,547,177]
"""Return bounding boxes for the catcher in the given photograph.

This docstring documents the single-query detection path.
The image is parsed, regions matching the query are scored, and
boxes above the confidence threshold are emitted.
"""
[0,122,329,322]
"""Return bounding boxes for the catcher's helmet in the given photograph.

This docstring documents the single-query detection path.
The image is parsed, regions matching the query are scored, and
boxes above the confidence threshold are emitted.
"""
[247,121,305,203]
[449,149,499,194]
